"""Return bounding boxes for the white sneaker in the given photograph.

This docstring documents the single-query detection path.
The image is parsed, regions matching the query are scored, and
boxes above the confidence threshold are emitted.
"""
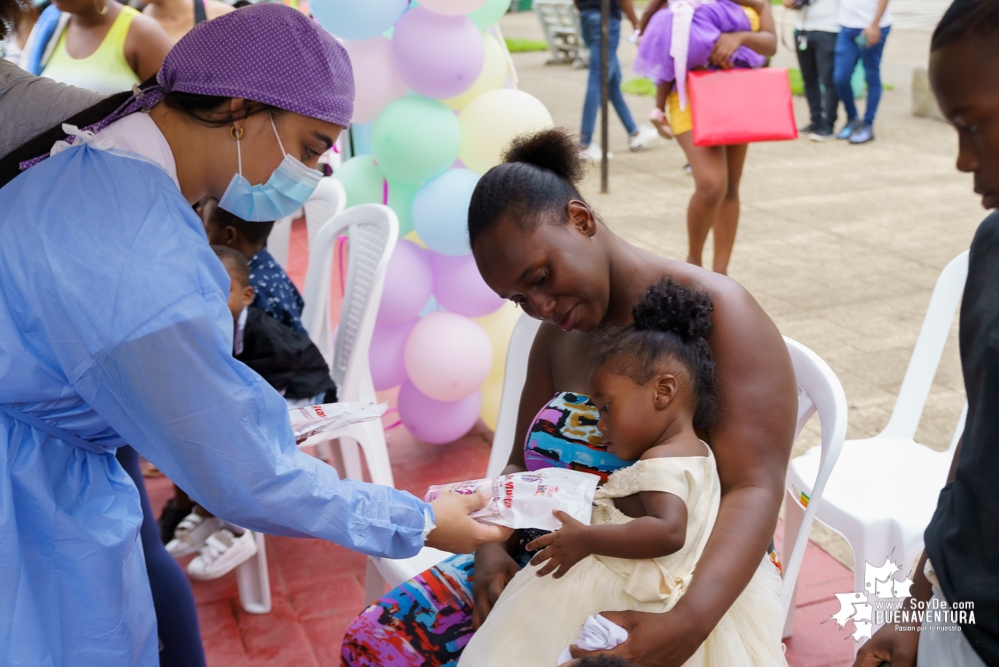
[165,513,221,558]
[186,528,258,580]
[628,125,660,151]
[580,143,613,161]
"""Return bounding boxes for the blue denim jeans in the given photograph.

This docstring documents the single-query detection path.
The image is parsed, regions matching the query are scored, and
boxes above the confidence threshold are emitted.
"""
[579,10,638,146]
[833,26,891,125]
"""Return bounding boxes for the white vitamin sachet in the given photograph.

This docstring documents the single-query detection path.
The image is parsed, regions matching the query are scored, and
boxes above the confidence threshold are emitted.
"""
[424,468,600,531]
[289,402,387,445]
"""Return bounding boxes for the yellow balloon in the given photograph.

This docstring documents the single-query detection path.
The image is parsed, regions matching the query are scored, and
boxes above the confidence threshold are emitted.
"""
[474,302,523,431]
[458,89,554,174]
[443,33,509,111]
[403,229,427,248]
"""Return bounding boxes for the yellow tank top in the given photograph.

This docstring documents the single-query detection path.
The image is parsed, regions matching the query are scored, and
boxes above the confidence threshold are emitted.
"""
[42,6,141,95]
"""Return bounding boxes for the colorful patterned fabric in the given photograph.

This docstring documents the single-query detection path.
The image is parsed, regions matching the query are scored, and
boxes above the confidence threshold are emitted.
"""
[248,247,307,335]
[524,392,629,483]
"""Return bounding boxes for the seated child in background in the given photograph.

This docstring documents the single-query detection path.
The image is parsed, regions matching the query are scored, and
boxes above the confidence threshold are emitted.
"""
[635,0,770,138]
[160,247,337,580]
[458,279,786,667]
[198,196,308,335]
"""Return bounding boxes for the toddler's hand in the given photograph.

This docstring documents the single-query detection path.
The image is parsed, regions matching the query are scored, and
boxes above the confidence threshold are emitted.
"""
[526,510,590,578]
[709,32,743,68]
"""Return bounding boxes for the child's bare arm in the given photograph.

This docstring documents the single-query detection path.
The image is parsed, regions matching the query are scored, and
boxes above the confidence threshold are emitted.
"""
[526,491,688,578]
[728,0,767,13]
[638,0,667,34]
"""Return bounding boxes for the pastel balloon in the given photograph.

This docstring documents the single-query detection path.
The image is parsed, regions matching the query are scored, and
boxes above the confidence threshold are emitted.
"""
[343,37,407,123]
[372,96,461,184]
[474,301,522,429]
[311,0,408,41]
[431,252,504,317]
[404,311,493,401]
[369,319,416,390]
[469,0,513,28]
[458,89,554,174]
[420,0,488,15]
[333,155,385,208]
[391,7,485,99]
[398,381,482,445]
[412,169,479,256]
[387,178,420,237]
[443,32,509,111]
[377,240,434,326]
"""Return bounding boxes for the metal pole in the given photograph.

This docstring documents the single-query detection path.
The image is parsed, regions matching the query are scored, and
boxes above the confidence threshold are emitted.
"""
[599,0,610,193]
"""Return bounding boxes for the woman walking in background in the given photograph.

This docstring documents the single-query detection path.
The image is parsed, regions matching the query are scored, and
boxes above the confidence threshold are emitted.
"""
[638,0,776,274]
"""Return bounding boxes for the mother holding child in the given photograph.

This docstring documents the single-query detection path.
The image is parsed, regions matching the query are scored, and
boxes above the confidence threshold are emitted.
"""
[341,129,797,666]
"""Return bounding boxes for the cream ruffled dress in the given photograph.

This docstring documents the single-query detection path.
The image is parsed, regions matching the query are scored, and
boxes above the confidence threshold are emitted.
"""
[458,448,787,667]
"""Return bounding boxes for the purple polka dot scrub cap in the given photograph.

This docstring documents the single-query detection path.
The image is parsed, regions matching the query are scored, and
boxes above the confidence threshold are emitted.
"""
[158,3,354,126]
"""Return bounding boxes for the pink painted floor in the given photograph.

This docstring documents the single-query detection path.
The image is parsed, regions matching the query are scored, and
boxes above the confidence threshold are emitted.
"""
[144,219,860,666]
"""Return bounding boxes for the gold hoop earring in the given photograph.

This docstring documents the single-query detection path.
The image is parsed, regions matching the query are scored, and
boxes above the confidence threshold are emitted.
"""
[94,0,108,15]
[230,126,245,140]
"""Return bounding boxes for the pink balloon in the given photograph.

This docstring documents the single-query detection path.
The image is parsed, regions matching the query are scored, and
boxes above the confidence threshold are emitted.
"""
[404,311,493,401]
[398,381,482,445]
[378,240,434,326]
[391,8,485,99]
[343,37,408,123]
[369,319,416,390]
[431,252,504,317]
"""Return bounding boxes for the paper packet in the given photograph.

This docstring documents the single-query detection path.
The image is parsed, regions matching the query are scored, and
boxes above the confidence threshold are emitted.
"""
[424,468,600,531]
[289,402,387,445]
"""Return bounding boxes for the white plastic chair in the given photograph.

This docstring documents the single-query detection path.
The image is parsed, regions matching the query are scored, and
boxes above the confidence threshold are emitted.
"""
[363,314,542,603]
[779,337,849,632]
[266,177,347,270]
[782,250,969,643]
[298,204,400,489]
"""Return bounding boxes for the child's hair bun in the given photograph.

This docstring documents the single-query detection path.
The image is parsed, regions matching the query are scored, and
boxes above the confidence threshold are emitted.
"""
[502,127,585,186]
[632,278,714,342]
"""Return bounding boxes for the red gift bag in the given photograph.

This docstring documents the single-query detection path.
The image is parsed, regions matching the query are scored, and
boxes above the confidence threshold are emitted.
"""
[688,68,797,147]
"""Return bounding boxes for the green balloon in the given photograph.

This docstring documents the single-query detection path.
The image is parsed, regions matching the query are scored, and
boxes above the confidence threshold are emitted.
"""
[333,155,386,208]
[372,96,461,185]
[469,0,512,29]
[387,178,420,237]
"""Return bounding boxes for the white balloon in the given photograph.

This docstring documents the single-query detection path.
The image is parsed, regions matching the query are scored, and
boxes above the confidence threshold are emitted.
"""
[420,0,489,16]
[459,89,554,174]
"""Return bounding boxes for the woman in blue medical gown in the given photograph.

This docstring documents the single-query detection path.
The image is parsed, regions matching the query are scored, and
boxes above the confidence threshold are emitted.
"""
[0,5,508,665]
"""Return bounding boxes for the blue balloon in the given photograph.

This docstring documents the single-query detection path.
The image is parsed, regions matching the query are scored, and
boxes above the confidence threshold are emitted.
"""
[412,169,480,256]
[312,0,409,41]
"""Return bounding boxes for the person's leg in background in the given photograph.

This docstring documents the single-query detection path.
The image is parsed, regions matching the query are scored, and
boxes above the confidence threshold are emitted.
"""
[833,27,863,139]
[116,446,207,667]
[579,10,603,151]
[711,144,749,275]
[850,25,891,144]
[675,131,728,268]
[605,16,651,150]
[795,30,824,134]
[812,30,840,137]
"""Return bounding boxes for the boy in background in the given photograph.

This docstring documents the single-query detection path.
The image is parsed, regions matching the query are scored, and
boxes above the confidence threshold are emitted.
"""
[198,196,308,335]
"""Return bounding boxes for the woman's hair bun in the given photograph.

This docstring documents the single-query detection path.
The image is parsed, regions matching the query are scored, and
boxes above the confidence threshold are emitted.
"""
[632,278,714,342]
[502,127,585,186]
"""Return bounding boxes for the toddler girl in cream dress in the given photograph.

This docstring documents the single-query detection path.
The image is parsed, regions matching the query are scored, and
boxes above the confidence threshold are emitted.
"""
[459,279,786,667]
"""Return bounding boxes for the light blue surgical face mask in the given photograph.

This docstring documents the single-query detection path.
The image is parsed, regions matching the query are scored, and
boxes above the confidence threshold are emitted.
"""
[218,113,323,222]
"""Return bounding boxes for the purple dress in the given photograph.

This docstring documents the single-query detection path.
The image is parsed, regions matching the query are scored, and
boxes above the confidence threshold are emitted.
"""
[634,0,766,85]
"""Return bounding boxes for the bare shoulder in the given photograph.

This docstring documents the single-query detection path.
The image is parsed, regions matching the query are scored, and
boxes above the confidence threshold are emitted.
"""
[128,11,170,38]
[206,0,235,19]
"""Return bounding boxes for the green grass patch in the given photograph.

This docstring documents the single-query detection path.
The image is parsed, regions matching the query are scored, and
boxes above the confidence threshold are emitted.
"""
[622,77,657,97]
[788,68,804,96]
[505,38,549,52]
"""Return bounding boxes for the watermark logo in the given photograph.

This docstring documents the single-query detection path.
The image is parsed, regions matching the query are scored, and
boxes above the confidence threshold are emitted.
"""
[830,554,976,640]
[830,554,914,641]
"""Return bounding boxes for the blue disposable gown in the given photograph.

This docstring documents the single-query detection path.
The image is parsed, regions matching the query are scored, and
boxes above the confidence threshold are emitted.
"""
[0,142,431,665]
